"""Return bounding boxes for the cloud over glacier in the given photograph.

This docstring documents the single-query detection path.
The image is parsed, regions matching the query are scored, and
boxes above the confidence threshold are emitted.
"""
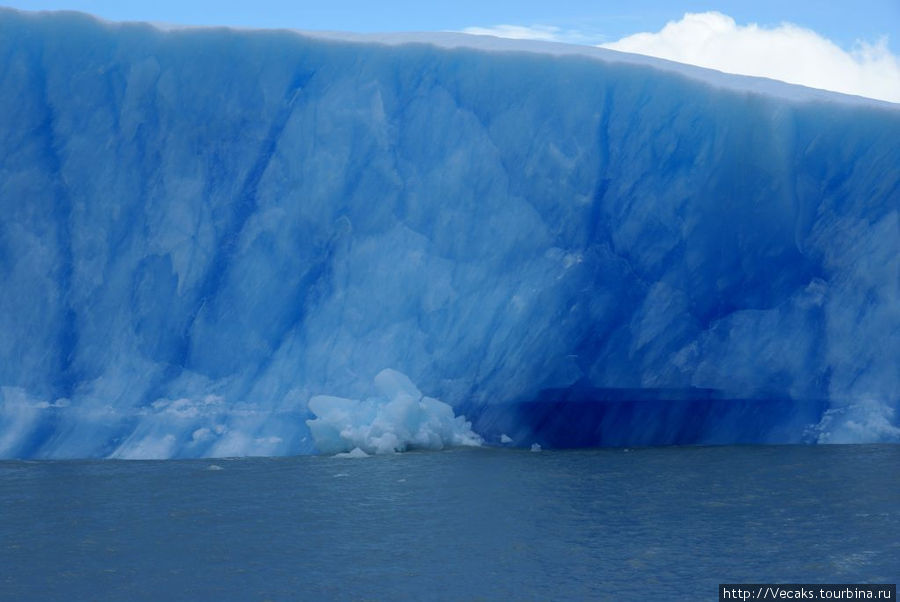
[602,12,900,103]
[466,12,900,103]
[461,24,597,45]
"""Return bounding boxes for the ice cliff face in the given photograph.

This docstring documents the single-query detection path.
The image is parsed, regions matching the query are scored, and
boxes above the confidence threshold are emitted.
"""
[0,9,898,457]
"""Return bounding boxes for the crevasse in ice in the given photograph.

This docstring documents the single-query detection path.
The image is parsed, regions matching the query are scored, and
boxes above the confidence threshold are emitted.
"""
[0,9,898,457]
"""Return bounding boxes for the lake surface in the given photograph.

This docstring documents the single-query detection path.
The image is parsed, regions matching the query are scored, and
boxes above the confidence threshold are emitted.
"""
[1,445,897,600]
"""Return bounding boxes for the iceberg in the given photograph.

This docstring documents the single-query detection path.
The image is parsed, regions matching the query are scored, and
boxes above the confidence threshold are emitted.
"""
[306,369,482,454]
[0,9,897,458]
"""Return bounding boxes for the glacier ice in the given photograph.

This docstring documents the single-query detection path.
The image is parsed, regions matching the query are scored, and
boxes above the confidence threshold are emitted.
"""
[0,9,898,458]
[306,369,482,454]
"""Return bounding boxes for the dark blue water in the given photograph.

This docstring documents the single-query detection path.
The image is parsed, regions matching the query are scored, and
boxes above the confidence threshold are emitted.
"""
[1,446,898,600]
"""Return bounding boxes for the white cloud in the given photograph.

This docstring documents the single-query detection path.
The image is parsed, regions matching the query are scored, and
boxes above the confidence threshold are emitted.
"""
[461,24,598,45]
[601,12,900,103]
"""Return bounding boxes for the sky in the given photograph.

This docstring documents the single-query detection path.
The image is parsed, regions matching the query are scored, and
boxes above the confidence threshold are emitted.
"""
[3,1,899,102]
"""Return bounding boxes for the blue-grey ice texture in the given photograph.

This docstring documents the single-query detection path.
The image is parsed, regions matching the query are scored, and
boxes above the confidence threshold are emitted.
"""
[0,9,898,458]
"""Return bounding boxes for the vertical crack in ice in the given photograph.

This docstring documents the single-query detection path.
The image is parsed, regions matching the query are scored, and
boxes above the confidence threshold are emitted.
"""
[178,69,317,370]
[33,46,79,401]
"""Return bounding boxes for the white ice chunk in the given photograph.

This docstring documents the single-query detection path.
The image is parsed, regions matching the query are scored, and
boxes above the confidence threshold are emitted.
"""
[334,447,370,458]
[813,401,900,444]
[307,369,483,454]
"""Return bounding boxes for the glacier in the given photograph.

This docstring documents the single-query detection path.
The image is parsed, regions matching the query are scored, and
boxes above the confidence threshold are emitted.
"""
[0,9,898,458]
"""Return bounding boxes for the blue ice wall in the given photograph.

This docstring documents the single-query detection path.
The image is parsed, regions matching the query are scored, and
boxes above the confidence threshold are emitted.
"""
[0,10,898,457]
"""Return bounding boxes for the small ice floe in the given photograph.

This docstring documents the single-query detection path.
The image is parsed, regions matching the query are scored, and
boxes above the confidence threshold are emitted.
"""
[307,369,483,455]
[334,447,370,459]
[206,464,224,471]
[500,434,513,444]
[530,443,542,452]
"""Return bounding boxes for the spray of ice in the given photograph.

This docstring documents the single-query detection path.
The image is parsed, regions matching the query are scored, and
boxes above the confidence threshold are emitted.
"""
[306,369,483,455]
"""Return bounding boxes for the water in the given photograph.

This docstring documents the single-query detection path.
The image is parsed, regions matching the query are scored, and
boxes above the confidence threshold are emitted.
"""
[1,446,897,600]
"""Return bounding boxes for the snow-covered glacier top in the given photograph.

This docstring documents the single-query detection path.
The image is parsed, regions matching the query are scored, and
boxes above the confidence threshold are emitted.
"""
[0,9,898,458]
[302,30,899,108]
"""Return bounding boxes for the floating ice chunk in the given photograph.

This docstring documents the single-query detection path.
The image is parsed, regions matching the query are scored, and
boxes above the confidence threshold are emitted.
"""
[530,443,542,452]
[206,464,223,471]
[813,401,900,444]
[307,369,483,455]
[500,434,513,444]
[334,447,370,458]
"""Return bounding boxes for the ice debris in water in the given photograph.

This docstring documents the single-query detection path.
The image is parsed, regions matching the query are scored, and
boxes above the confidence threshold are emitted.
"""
[307,369,483,455]
[334,447,370,459]
[530,443,542,452]
[500,434,513,444]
